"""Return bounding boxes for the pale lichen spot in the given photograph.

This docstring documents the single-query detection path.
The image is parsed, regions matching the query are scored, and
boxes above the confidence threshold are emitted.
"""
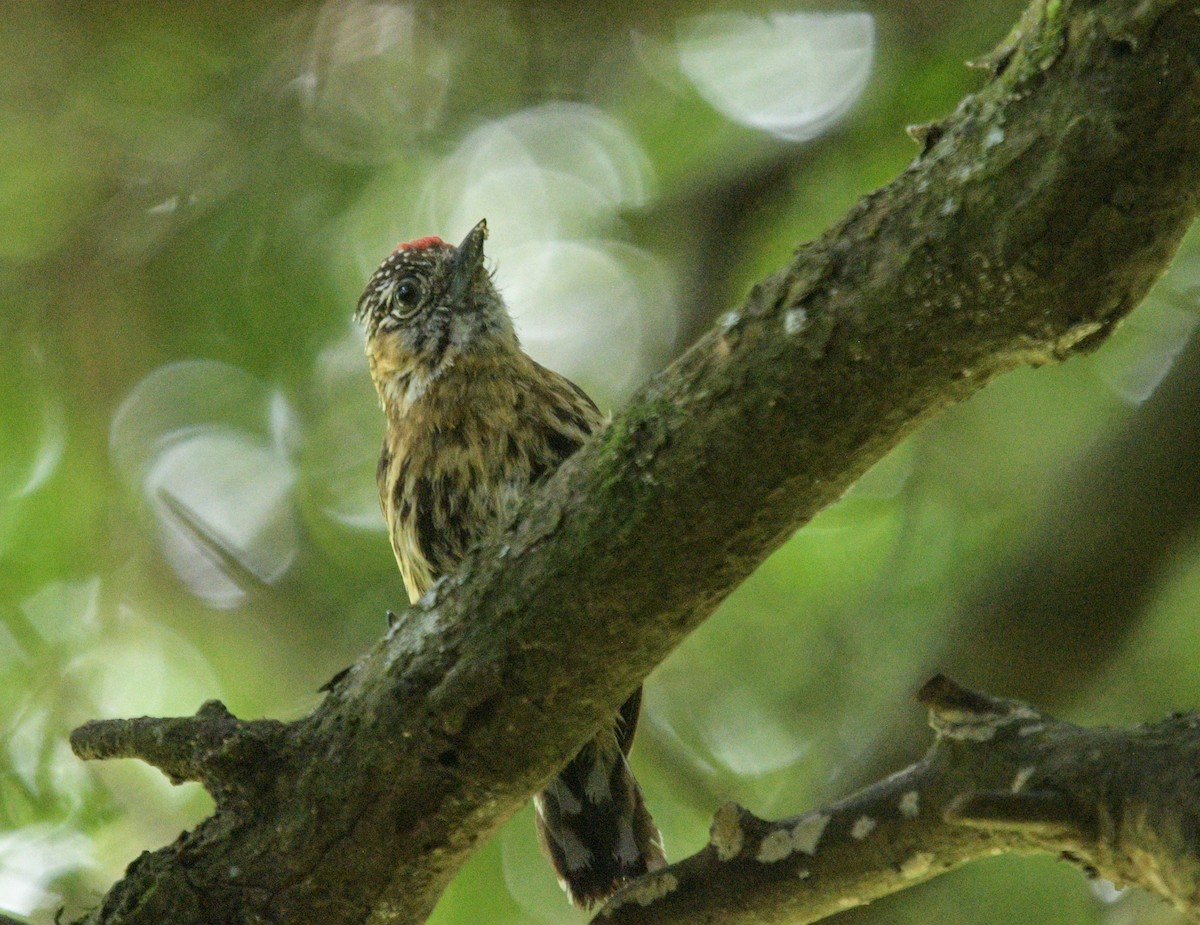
[933,699,1045,742]
[756,828,794,863]
[1018,722,1048,737]
[984,126,1005,149]
[952,162,980,182]
[1011,766,1036,793]
[229,865,241,879]
[603,872,680,915]
[851,815,877,840]
[710,802,745,862]
[797,868,812,880]
[792,812,831,856]
[899,791,920,819]
[900,852,934,879]
[784,307,808,336]
[719,311,740,333]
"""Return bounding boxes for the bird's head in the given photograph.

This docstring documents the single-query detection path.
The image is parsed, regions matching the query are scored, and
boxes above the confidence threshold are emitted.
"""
[355,219,515,381]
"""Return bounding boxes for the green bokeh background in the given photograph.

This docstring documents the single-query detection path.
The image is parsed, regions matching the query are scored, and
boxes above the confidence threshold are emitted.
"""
[1,2,1197,924]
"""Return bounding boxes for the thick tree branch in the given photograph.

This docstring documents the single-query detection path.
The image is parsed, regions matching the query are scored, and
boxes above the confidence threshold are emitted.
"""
[70,0,1200,922]
[596,676,1200,925]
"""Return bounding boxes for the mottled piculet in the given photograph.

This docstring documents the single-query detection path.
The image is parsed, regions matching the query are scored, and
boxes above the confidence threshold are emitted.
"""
[355,220,665,906]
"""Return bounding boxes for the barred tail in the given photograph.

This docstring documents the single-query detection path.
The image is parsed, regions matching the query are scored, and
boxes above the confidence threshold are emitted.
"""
[533,688,665,908]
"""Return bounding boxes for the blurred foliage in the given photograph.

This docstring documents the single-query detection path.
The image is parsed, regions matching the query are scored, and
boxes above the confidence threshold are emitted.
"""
[1,1,1198,923]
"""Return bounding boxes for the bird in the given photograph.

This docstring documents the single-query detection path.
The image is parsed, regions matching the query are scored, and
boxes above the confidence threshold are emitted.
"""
[354,219,665,907]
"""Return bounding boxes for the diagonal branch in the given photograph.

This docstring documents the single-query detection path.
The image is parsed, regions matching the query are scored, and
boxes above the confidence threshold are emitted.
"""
[594,676,1200,925]
[69,0,1200,922]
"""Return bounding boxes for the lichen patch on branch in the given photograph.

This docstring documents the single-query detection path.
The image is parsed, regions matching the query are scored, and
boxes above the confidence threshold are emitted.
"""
[850,815,877,840]
[710,802,746,861]
[598,677,1200,925]
[792,812,833,856]
[900,852,935,879]
[601,872,679,916]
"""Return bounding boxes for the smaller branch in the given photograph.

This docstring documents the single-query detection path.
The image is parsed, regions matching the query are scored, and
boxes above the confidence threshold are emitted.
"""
[70,700,286,804]
[71,700,240,784]
[595,677,1200,925]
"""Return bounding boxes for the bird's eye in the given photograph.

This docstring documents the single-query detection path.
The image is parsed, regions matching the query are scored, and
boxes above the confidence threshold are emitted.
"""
[394,277,421,307]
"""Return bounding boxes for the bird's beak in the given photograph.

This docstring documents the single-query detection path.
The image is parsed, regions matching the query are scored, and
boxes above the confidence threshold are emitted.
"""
[446,219,488,302]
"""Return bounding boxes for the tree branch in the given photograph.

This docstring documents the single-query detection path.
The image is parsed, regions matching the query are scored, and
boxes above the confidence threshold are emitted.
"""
[70,701,287,804]
[595,676,1200,925]
[69,0,1200,922]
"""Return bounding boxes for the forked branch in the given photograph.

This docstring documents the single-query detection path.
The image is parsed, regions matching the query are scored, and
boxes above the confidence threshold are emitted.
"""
[597,677,1200,925]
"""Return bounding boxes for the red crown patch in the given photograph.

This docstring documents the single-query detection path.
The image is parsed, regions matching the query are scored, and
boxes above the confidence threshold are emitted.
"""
[396,235,448,252]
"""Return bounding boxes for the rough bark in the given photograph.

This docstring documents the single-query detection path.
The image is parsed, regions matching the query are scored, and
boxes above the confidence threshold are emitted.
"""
[595,676,1200,925]
[68,0,1200,922]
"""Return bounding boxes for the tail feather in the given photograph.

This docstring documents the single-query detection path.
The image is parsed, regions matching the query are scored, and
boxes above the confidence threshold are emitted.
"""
[534,689,664,908]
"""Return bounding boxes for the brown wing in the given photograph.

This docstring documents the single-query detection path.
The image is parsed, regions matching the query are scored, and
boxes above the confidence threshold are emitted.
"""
[524,363,604,486]
[378,435,437,604]
[376,439,392,518]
